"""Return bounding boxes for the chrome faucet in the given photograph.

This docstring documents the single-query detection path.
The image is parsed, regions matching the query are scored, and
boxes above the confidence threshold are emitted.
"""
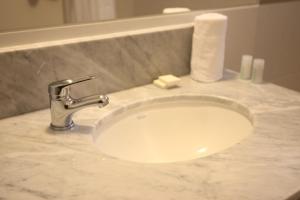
[48,76,109,131]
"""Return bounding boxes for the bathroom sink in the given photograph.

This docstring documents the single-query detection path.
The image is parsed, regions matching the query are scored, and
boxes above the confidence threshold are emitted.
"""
[94,95,253,163]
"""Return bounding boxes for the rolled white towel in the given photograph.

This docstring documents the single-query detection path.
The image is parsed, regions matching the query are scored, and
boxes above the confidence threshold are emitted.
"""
[163,7,191,14]
[191,13,228,82]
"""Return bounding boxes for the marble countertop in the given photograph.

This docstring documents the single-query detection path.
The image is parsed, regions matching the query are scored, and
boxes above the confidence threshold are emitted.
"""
[1,71,300,200]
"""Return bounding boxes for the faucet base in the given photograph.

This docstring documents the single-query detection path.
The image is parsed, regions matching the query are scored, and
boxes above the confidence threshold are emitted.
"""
[50,121,75,131]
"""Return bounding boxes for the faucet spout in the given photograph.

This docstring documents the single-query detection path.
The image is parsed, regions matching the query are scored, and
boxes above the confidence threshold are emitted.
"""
[69,95,109,109]
[48,76,109,131]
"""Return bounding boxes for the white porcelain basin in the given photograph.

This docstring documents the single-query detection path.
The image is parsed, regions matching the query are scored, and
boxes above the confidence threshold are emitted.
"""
[94,95,253,163]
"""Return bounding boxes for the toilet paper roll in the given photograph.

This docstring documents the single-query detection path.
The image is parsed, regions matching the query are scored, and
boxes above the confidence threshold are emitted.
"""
[191,13,228,82]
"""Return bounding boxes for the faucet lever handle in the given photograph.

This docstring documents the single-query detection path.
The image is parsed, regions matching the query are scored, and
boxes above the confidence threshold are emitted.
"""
[48,75,95,98]
[67,75,95,86]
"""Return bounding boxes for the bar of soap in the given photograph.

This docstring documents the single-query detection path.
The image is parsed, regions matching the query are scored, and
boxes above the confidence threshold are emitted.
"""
[153,74,181,89]
[158,74,181,87]
[153,79,168,89]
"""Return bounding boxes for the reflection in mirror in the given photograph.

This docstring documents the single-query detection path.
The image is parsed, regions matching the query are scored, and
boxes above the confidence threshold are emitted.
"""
[0,0,258,33]
[64,0,116,23]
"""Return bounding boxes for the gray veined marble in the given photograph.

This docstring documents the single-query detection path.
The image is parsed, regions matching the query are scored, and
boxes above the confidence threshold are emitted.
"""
[0,3,262,119]
[0,71,300,200]
[0,5,259,119]
[0,27,193,119]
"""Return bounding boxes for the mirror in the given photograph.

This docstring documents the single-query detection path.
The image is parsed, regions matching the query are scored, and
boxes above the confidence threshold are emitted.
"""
[0,0,258,33]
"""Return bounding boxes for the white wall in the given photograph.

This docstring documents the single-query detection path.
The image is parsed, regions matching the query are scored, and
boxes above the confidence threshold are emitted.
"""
[133,0,258,15]
[255,1,300,91]
[0,0,258,32]
[0,0,64,32]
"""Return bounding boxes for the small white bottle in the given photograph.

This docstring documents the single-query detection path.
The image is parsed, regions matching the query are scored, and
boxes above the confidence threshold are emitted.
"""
[240,55,253,80]
[252,59,265,84]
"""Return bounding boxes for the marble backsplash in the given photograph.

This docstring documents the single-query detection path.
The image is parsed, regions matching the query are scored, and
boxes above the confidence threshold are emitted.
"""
[0,6,259,119]
[0,27,193,119]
